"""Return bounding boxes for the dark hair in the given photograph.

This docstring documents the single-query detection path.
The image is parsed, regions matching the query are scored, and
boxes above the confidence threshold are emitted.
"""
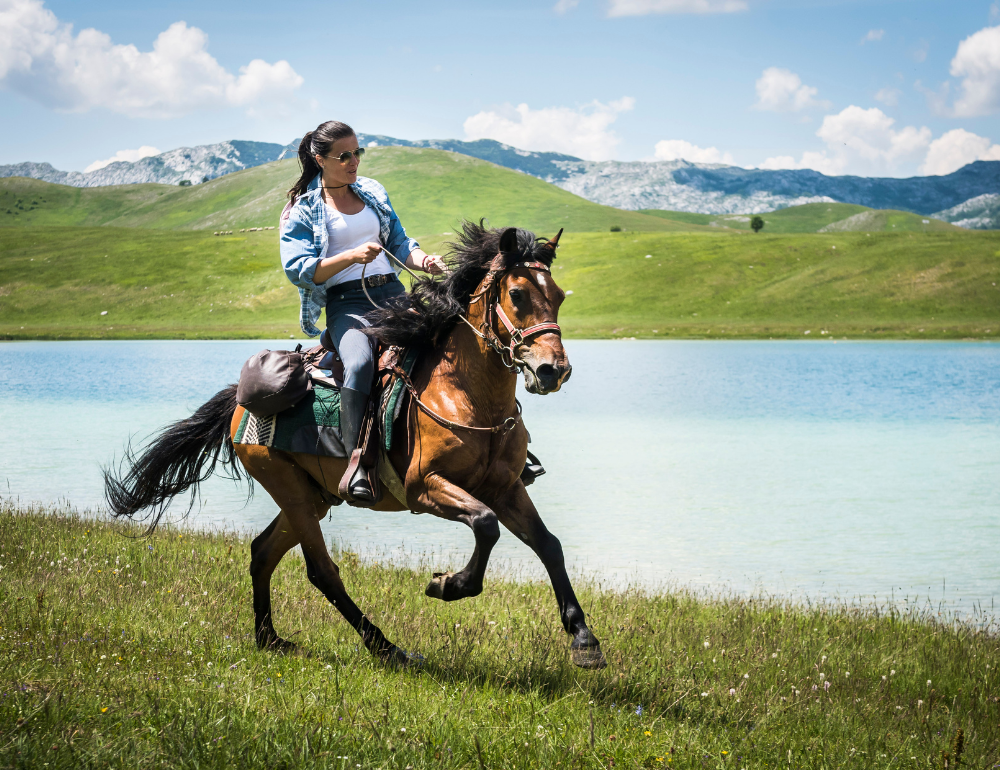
[363,220,557,350]
[287,120,356,201]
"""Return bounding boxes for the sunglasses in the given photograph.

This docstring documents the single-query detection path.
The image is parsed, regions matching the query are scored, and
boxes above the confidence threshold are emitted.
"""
[325,147,365,164]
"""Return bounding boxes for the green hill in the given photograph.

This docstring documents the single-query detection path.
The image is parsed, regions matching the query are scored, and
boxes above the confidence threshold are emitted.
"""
[0,147,703,238]
[639,202,960,233]
[1,149,995,341]
[1,226,996,340]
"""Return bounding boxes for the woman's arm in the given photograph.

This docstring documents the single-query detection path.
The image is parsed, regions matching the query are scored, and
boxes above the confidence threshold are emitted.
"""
[405,248,447,275]
[312,242,383,284]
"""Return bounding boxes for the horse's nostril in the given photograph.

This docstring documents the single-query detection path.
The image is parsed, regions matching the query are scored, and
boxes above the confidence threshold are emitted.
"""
[536,364,557,380]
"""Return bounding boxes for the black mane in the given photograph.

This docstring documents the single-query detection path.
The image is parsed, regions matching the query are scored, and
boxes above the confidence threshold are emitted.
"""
[363,220,556,349]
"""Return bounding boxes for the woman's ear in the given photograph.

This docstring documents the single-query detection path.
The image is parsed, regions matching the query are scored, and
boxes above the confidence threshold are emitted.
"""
[315,154,325,171]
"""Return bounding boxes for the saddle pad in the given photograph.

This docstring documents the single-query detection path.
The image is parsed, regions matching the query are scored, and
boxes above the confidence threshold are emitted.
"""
[234,384,345,457]
[381,347,420,452]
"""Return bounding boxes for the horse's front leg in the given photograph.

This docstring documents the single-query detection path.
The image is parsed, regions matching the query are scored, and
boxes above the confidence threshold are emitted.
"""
[495,481,607,669]
[415,473,501,602]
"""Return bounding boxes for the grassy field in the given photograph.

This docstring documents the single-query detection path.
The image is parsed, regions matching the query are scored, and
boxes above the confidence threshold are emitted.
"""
[638,204,960,234]
[2,226,997,340]
[1,500,996,769]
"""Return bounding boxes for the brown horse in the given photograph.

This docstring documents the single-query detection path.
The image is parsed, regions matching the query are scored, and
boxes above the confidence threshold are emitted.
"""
[105,222,606,670]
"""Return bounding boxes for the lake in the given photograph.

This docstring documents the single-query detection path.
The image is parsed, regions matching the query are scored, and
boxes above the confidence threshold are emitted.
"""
[2,340,998,617]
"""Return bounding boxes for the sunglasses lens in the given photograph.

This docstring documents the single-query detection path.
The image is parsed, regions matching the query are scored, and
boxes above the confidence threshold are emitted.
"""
[355,147,365,161]
[338,148,365,163]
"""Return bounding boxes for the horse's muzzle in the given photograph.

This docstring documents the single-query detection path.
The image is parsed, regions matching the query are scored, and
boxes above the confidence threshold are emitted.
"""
[525,361,572,394]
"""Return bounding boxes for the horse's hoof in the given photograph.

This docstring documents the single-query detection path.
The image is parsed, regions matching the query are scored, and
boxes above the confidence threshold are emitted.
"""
[572,644,608,670]
[425,572,454,600]
[383,647,426,670]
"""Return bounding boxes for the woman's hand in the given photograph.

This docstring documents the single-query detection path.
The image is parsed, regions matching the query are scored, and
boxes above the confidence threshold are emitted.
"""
[352,242,383,264]
[421,254,447,275]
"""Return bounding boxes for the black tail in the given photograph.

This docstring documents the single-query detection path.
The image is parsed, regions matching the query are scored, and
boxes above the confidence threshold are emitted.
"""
[103,384,246,533]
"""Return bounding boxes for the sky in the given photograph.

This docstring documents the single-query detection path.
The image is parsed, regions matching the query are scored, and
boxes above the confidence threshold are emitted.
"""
[1,0,998,177]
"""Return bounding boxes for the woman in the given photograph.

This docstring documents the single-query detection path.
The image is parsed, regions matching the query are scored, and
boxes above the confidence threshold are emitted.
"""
[280,120,445,504]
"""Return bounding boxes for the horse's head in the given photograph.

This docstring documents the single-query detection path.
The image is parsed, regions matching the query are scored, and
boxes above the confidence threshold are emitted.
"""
[493,227,571,395]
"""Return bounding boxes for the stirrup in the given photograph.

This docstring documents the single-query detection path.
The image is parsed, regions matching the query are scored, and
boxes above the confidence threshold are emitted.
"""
[338,449,378,506]
[520,450,546,487]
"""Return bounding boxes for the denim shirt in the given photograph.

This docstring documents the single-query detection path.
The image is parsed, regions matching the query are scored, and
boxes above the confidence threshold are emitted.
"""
[279,174,419,337]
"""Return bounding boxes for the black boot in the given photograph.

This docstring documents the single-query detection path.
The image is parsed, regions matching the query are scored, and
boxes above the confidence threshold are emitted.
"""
[520,449,546,487]
[339,387,375,504]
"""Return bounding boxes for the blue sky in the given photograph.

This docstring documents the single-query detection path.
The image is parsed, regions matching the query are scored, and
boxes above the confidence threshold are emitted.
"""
[1,0,998,177]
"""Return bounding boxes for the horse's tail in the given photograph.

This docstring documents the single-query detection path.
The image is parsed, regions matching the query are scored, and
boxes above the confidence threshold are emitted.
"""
[103,384,246,533]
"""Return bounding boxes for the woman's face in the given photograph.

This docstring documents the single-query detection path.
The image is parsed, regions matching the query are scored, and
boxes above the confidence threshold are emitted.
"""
[317,134,361,186]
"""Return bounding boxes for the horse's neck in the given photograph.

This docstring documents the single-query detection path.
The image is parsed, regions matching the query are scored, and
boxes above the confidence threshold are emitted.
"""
[435,309,517,420]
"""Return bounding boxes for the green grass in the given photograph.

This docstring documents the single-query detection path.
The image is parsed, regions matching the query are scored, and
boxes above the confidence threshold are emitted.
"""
[554,230,1000,339]
[4,227,997,340]
[2,500,997,769]
[0,148,694,237]
[639,203,960,234]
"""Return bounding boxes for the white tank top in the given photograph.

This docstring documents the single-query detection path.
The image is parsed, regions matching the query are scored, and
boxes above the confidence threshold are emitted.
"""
[323,201,394,285]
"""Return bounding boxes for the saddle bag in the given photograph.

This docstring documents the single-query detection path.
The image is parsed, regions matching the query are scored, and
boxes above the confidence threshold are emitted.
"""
[237,345,313,418]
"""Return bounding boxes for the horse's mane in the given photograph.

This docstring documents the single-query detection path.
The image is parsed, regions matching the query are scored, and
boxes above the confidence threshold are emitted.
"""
[364,220,556,349]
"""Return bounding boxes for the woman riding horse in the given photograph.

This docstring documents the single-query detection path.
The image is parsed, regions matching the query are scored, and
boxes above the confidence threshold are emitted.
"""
[279,121,446,504]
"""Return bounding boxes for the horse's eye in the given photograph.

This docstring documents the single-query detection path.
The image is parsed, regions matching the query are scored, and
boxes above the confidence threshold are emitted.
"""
[508,288,525,303]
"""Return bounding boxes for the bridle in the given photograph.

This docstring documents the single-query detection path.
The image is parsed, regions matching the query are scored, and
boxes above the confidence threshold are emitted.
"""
[466,254,562,372]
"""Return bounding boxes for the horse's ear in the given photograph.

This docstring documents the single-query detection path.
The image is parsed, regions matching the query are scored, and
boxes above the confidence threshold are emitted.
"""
[545,228,563,252]
[498,227,519,259]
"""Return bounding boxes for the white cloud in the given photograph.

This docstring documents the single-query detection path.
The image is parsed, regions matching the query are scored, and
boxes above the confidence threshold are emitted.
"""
[553,0,579,12]
[874,87,901,107]
[84,145,161,173]
[861,28,884,44]
[760,105,931,176]
[607,0,748,16]
[949,25,1000,117]
[753,67,827,112]
[653,139,733,164]
[919,128,1000,175]
[463,98,635,161]
[0,0,303,118]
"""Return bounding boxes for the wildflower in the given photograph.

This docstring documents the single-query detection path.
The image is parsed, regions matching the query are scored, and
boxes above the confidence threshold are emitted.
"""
[917,700,924,707]
[824,681,831,691]
[101,707,108,713]
[400,728,406,733]
[644,731,652,736]
[812,685,818,691]
[772,653,778,658]
[722,751,728,755]
[703,641,710,649]
[701,692,708,697]
[203,591,207,596]
[882,675,887,681]
[729,688,736,696]
[743,673,749,679]
[927,680,932,686]
[845,671,850,677]
[141,581,147,587]
[890,670,896,676]
[821,655,827,664]
[818,673,825,681]
[635,705,643,716]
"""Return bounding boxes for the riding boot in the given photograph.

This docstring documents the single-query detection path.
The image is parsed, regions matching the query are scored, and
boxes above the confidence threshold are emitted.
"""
[339,387,376,504]
[520,449,546,487]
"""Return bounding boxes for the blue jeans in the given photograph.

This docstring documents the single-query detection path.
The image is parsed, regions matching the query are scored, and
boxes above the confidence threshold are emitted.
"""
[325,278,404,395]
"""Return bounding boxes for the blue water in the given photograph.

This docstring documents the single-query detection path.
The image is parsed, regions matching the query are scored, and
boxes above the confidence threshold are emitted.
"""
[1,340,998,615]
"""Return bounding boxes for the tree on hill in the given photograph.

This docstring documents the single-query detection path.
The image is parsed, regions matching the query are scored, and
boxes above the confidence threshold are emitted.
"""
[751,216,764,233]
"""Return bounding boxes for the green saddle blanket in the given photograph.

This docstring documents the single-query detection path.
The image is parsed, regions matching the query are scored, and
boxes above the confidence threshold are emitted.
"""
[233,348,418,458]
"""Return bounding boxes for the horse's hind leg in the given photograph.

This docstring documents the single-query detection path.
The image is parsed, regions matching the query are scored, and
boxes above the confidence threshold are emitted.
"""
[495,482,607,669]
[250,512,300,651]
[289,512,419,667]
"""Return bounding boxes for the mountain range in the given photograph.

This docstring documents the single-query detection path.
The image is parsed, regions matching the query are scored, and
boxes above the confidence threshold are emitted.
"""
[2,135,998,228]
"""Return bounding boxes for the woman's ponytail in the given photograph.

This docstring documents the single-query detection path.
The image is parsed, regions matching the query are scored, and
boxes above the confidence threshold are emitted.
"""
[287,121,356,202]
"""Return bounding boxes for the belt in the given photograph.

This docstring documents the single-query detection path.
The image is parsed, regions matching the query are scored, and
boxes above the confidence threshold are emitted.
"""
[332,273,400,293]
